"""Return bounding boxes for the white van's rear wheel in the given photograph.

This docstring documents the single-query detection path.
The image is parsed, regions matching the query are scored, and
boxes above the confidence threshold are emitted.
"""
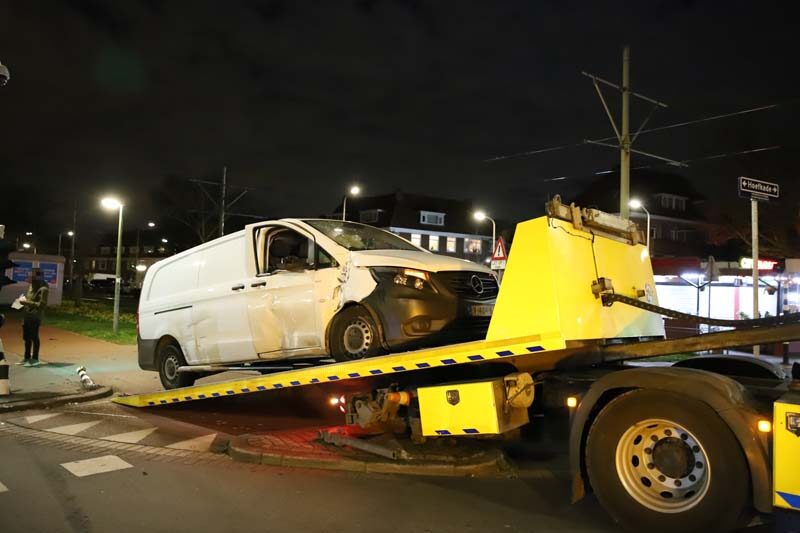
[158,341,196,390]
[330,307,384,362]
[585,390,749,532]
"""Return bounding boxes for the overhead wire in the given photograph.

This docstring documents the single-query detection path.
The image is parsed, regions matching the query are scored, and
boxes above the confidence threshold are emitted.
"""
[484,103,780,163]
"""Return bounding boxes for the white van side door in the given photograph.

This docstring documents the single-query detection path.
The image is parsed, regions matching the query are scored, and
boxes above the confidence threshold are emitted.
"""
[192,234,258,363]
[247,224,321,357]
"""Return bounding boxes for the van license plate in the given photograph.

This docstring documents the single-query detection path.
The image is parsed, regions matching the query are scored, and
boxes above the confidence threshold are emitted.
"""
[468,304,494,317]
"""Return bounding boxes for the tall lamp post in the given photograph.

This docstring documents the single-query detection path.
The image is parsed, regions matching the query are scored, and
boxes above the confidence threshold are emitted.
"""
[101,197,124,334]
[342,185,361,221]
[57,230,74,257]
[628,199,651,255]
[473,210,496,257]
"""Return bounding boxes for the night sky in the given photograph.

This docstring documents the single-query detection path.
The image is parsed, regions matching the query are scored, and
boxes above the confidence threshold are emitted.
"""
[1,1,798,249]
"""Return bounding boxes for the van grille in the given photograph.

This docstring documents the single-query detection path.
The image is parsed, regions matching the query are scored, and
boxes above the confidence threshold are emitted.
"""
[436,271,499,301]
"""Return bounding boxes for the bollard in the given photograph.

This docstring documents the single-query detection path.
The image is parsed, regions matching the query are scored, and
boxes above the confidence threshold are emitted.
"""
[0,358,9,396]
[76,366,97,390]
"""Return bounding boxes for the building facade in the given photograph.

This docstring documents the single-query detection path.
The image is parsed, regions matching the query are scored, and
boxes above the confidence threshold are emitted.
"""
[574,169,710,258]
[338,191,493,265]
[85,232,177,288]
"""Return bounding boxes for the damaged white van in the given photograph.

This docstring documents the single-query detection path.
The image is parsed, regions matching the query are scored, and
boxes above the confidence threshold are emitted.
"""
[137,219,498,389]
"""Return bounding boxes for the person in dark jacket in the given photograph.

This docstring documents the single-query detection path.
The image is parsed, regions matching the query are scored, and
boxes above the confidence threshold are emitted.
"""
[20,270,48,367]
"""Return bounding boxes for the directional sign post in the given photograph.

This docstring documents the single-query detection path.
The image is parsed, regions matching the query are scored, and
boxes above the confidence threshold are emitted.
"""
[739,176,780,357]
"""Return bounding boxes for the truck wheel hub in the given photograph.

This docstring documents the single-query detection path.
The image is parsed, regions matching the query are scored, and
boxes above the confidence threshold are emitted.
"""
[615,418,710,513]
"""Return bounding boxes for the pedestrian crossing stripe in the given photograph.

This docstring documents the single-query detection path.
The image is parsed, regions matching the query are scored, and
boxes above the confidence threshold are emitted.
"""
[113,333,564,408]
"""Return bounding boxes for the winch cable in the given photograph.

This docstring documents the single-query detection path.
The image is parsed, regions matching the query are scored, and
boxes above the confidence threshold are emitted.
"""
[601,292,800,329]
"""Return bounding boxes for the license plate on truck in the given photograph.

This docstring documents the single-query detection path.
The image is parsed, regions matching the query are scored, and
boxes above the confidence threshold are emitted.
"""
[468,304,494,317]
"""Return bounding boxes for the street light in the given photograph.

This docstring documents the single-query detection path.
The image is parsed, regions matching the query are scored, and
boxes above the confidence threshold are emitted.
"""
[342,185,361,221]
[161,238,168,243]
[101,196,124,335]
[57,230,75,257]
[147,221,156,228]
[629,198,651,255]
[473,210,496,255]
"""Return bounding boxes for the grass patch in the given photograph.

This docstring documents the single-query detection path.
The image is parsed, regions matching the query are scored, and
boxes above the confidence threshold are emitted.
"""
[6,300,137,345]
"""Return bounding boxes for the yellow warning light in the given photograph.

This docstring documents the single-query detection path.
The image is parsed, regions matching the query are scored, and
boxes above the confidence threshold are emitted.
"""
[566,396,579,408]
[757,419,772,433]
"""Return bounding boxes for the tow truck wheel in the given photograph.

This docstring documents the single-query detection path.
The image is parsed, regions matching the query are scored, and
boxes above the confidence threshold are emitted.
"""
[585,390,749,532]
[158,341,196,390]
[330,306,384,361]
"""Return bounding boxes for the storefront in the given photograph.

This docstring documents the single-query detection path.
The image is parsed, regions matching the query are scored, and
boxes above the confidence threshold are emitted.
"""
[652,257,800,351]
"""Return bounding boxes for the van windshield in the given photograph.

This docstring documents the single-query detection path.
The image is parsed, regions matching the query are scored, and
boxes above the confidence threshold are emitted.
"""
[303,220,421,252]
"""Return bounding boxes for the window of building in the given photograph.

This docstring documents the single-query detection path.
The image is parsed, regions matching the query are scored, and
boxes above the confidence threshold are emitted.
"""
[651,224,662,240]
[410,233,422,247]
[657,194,688,212]
[446,237,456,253]
[98,259,108,271]
[359,209,381,223]
[100,246,111,256]
[428,235,440,252]
[464,238,482,254]
[420,211,445,226]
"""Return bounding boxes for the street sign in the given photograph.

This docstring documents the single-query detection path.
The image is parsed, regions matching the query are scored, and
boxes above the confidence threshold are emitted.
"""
[491,237,508,270]
[739,176,779,201]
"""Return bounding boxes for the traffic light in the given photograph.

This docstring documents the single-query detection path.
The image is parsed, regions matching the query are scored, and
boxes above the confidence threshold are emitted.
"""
[0,236,16,290]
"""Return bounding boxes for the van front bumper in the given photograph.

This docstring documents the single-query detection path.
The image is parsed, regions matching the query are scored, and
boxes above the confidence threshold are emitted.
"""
[363,281,493,351]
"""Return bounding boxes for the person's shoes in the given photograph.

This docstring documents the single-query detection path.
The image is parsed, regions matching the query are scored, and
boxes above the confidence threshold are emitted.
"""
[30,359,40,367]
[23,360,32,367]
[15,361,26,366]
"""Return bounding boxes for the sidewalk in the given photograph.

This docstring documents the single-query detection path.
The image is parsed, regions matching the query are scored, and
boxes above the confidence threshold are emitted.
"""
[0,315,159,407]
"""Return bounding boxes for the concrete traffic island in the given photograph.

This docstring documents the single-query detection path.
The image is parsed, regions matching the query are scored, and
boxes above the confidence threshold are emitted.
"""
[228,426,512,476]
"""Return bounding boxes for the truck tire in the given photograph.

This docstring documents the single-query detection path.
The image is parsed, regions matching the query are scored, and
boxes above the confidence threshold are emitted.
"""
[329,306,384,362]
[585,390,749,532]
[158,341,196,390]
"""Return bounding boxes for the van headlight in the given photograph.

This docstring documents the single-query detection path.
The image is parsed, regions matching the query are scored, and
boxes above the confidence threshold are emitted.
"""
[370,267,437,293]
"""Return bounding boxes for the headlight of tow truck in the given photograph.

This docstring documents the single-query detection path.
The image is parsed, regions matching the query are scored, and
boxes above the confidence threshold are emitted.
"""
[370,267,437,293]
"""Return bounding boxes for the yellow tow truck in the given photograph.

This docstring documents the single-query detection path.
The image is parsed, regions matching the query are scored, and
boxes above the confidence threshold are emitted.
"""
[116,197,800,532]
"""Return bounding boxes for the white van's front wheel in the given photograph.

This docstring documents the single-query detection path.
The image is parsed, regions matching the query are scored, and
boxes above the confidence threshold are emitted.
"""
[330,307,384,362]
[158,342,196,390]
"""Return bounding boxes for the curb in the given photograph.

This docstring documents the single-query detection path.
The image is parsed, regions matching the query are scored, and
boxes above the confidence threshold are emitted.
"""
[0,386,113,413]
[228,434,510,477]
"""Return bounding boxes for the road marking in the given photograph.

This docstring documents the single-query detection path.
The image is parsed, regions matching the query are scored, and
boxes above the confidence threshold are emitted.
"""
[0,481,8,493]
[61,455,133,478]
[48,420,102,436]
[24,413,62,424]
[167,433,217,451]
[103,427,157,444]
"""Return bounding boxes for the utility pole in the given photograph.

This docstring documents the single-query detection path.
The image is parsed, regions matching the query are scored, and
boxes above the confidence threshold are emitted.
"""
[583,47,676,219]
[219,166,227,237]
[69,202,77,289]
[752,198,760,357]
[620,46,631,219]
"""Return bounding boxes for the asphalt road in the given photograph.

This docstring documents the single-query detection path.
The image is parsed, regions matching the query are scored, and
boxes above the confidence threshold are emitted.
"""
[0,419,620,533]
[0,392,794,532]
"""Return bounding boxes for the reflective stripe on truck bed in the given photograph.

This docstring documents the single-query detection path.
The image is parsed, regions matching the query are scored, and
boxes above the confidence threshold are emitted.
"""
[113,333,565,407]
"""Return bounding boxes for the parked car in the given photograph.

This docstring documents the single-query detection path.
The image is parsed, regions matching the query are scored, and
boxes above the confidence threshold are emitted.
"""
[137,219,498,388]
